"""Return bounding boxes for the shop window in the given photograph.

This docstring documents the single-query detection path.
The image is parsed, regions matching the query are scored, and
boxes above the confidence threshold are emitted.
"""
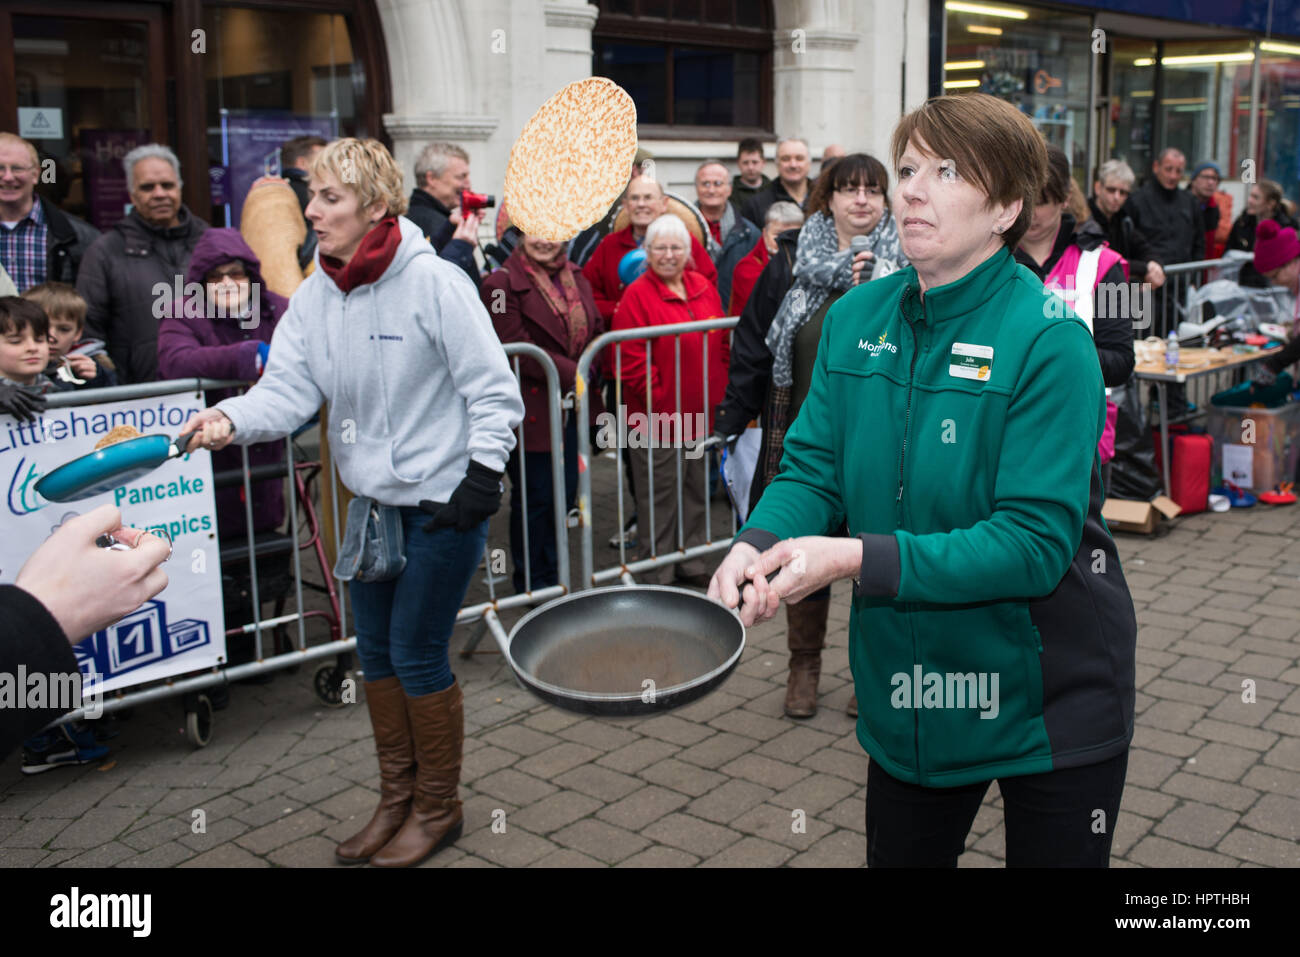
[1108,39,1156,181]
[1251,45,1300,205]
[14,14,158,228]
[203,6,364,227]
[592,0,771,131]
[943,2,1092,190]
[1152,40,1254,183]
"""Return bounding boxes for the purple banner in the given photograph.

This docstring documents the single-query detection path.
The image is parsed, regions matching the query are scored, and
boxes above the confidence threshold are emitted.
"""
[220,111,336,228]
[79,129,150,231]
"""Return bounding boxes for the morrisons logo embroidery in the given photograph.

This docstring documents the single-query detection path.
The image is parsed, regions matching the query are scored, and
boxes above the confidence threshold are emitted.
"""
[858,332,898,357]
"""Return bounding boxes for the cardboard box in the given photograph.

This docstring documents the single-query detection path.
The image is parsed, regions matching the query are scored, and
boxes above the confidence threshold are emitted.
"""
[1102,496,1182,534]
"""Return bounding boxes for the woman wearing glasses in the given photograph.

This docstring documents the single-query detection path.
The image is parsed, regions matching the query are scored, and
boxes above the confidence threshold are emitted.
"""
[713,153,905,719]
[611,213,730,586]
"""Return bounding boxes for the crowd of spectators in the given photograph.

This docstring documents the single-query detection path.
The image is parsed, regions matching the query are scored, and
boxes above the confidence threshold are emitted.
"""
[4,116,1299,777]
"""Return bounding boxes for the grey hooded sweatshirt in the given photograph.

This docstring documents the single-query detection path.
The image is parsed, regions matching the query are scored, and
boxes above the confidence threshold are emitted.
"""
[216,216,523,506]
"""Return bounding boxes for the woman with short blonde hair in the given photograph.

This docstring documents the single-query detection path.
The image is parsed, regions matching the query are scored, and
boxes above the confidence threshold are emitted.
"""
[182,138,523,868]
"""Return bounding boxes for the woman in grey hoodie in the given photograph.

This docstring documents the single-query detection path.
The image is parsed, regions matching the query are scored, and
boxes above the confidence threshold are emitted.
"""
[181,139,523,868]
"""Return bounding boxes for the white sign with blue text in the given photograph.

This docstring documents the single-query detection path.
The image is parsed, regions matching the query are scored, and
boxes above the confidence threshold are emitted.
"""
[0,393,227,696]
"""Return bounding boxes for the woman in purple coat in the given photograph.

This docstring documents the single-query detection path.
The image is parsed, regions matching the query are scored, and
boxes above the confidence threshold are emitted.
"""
[157,228,289,540]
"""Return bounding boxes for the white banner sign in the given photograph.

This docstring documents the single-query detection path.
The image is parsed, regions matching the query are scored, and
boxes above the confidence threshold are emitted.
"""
[0,393,227,696]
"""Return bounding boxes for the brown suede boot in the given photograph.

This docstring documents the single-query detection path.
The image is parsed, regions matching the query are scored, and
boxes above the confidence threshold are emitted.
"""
[370,680,464,867]
[784,597,830,718]
[335,677,414,864]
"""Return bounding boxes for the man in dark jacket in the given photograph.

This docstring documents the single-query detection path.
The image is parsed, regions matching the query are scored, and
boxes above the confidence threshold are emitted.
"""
[1089,159,1164,290]
[1127,148,1202,335]
[280,134,325,269]
[76,144,208,383]
[741,137,813,229]
[1127,148,1204,267]
[695,160,761,309]
[0,133,100,291]
[731,137,771,217]
[406,141,480,284]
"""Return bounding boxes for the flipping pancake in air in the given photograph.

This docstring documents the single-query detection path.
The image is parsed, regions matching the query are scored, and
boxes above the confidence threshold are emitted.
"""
[504,77,638,241]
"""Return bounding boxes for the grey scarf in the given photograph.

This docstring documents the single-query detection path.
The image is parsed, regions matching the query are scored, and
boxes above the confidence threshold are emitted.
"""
[704,202,738,258]
[766,209,905,387]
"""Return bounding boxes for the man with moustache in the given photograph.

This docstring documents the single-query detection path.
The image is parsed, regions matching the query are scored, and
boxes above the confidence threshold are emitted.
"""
[77,144,208,383]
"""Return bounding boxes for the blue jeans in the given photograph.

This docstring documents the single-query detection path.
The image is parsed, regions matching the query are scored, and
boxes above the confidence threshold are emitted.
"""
[506,416,578,593]
[349,506,487,695]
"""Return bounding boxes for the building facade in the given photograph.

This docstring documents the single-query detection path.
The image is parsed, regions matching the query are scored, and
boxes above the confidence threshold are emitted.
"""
[4,0,1299,234]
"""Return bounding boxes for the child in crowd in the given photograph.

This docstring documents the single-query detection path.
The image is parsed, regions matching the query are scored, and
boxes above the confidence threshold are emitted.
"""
[0,296,68,396]
[22,282,117,390]
[0,298,108,772]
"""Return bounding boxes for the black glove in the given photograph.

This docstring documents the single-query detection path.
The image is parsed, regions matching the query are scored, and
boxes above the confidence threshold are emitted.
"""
[711,429,739,454]
[0,382,46,422]
[419,461,504,533]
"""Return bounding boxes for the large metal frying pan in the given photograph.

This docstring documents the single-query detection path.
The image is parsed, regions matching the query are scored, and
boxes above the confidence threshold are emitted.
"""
[487,585,745,716]
[34,430,199,503]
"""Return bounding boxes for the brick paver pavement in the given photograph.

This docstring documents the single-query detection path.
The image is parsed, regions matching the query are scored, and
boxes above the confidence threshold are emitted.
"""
[3,465,1298,867]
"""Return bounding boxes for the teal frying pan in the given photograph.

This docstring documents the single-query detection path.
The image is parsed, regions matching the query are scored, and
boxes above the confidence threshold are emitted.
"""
[35,430,200,503]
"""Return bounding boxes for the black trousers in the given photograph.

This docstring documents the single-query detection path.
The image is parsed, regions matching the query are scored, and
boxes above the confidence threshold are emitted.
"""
[865,749,1129,867]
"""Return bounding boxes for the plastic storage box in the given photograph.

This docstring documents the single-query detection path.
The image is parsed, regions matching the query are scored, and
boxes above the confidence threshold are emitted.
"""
[1206,402,1300,492]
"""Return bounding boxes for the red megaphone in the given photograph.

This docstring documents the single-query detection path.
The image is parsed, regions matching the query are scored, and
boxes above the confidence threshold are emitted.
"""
[460,189,496,213]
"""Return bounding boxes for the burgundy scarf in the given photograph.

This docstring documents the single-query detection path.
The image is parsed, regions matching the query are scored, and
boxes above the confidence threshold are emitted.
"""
[320,216,402,293]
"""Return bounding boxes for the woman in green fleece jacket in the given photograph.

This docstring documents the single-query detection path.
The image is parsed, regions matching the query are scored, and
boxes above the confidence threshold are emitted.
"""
[708,94,1137,868]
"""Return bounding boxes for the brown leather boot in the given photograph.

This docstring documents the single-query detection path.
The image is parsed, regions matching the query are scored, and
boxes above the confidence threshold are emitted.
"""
[784,597,830,718]
[370,680,464,867]
[335,677,414,864]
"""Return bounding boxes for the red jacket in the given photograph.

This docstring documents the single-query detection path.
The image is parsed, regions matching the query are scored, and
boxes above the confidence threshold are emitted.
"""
[728,235,770,315]
[582,226,717,323]
[611,269,730,434]
[481,255,604,452]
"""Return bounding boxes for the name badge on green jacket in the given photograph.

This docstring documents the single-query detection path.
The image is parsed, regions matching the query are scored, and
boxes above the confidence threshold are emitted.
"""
[950,342,993,381]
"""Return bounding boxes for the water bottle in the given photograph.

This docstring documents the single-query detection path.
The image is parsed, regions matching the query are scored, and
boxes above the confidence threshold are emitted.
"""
[1165,331,1180,372]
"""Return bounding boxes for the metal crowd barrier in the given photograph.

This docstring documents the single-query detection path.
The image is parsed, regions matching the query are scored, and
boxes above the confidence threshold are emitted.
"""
[574,317,742,590]
[1136,255,1292,429]
[42,378,347,744]
[40,260,1288,743]
[42,341,572,744]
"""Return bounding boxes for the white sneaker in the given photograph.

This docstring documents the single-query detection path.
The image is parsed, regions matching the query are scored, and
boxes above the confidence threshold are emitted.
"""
[608,521,638,549]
